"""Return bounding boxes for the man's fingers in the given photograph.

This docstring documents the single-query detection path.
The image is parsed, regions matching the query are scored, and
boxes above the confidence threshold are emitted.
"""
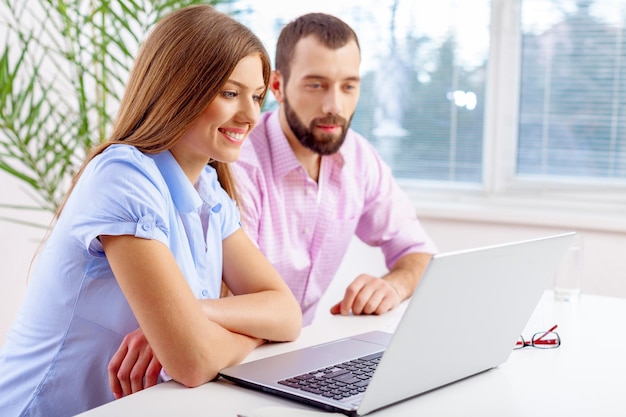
[359,290,385,315]
[341,276,402,316]
[345,275,378,315]
[339,276,370,314]
[331,275,402,316]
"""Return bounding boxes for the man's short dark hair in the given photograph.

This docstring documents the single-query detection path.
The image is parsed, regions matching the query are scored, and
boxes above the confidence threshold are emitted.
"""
[275,13,360,82]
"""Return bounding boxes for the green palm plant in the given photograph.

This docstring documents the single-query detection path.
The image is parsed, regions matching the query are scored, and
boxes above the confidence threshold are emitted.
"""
[0,0,234,226]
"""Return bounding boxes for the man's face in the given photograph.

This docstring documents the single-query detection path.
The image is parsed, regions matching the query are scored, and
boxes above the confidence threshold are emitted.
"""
[274,36,361,155]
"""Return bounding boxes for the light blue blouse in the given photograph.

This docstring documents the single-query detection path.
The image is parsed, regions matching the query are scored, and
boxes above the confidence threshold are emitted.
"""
[0,145,240,417]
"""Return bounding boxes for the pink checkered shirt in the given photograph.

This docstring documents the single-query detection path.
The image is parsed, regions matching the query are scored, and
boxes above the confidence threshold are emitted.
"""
[231,111,437,325]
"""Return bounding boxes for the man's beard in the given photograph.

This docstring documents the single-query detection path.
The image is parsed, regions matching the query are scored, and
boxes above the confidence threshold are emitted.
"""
[284,96,351,156]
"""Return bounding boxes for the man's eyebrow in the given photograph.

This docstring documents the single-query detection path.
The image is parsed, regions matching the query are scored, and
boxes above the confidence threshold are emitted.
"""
[301,74,361,82]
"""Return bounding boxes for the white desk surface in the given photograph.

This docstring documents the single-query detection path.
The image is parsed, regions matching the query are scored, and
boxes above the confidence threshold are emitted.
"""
[77,291,626,416]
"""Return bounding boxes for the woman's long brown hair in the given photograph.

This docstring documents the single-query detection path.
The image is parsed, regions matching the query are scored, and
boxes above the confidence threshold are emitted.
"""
[57,5,271,217]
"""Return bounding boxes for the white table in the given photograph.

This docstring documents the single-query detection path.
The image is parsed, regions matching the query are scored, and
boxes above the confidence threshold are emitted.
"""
[77,292,626,416]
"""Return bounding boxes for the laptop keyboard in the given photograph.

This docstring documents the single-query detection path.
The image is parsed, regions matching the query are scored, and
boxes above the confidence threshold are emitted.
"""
[277,351,383,401]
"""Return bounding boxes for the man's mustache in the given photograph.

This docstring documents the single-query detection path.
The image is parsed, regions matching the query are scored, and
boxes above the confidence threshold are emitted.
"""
[314,116,347,126]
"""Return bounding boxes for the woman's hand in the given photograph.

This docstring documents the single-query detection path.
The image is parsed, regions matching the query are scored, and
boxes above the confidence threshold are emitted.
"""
[108,327,162,399]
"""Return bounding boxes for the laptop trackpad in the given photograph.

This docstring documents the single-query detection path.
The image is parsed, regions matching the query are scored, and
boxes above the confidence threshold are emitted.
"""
[351,330,393,346]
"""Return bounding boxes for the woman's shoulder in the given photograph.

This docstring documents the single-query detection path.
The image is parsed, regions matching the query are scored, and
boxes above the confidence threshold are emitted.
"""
[78,145,168,201]
[96,144,152,165]
[88,145,160,178]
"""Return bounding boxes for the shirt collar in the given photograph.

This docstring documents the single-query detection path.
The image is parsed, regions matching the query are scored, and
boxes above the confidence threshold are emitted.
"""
[266,110,346,181]
[149,150,203,213]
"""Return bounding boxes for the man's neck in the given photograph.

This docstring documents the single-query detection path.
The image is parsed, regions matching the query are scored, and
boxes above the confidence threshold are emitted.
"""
[291,140,321,181]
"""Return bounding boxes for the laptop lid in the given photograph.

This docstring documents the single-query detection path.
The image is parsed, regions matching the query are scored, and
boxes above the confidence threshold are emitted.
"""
[219,232,575,416]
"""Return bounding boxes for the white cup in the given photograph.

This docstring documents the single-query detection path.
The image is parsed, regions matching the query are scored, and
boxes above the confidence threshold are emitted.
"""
[553,233,583,302]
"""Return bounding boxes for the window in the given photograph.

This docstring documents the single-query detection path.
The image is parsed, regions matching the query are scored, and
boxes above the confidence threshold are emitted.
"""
[518,0,626,180]
[231,0,626,231]
[234,0,490,183]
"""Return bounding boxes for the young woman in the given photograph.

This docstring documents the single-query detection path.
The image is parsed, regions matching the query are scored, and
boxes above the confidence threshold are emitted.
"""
[0,5,301,417]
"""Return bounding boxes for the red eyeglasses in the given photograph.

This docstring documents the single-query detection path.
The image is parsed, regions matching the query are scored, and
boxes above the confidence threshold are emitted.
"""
[514,324,560,349]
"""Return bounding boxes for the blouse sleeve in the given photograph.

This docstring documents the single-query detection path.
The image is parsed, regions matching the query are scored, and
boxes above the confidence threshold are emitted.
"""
[68,146,171,257]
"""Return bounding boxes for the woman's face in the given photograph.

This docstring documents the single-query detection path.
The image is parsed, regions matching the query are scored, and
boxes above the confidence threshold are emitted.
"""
[173,54,266,170]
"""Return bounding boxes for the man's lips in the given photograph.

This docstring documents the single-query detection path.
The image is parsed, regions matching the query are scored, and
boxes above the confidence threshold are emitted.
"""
[316,124,341,134]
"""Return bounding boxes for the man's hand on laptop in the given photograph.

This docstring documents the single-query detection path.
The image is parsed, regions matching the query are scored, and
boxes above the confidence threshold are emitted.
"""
[330,274,401,316]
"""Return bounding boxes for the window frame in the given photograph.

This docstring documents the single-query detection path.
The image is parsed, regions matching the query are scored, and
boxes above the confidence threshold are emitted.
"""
[402,0,626,233]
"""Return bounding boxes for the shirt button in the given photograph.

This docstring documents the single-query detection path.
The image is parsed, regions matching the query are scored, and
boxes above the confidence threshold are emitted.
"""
[303,228,310,234]
[141,223,151,231]
[201,289,208,297]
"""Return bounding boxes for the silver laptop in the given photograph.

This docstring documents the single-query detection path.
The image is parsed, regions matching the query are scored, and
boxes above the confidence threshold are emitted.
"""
[219,232,575,416]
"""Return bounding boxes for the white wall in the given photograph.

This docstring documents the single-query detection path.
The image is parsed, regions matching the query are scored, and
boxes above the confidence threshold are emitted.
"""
[424,218,626,297]
[2,171,625,345]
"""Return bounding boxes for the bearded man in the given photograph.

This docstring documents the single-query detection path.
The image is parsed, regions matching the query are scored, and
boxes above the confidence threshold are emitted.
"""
[231,13,437,326]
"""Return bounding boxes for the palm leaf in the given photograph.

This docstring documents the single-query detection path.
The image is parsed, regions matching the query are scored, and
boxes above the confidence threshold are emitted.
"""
[1,0,236,222]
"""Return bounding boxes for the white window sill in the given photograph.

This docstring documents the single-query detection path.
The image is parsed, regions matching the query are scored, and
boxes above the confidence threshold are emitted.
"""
[401,182,626,234]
